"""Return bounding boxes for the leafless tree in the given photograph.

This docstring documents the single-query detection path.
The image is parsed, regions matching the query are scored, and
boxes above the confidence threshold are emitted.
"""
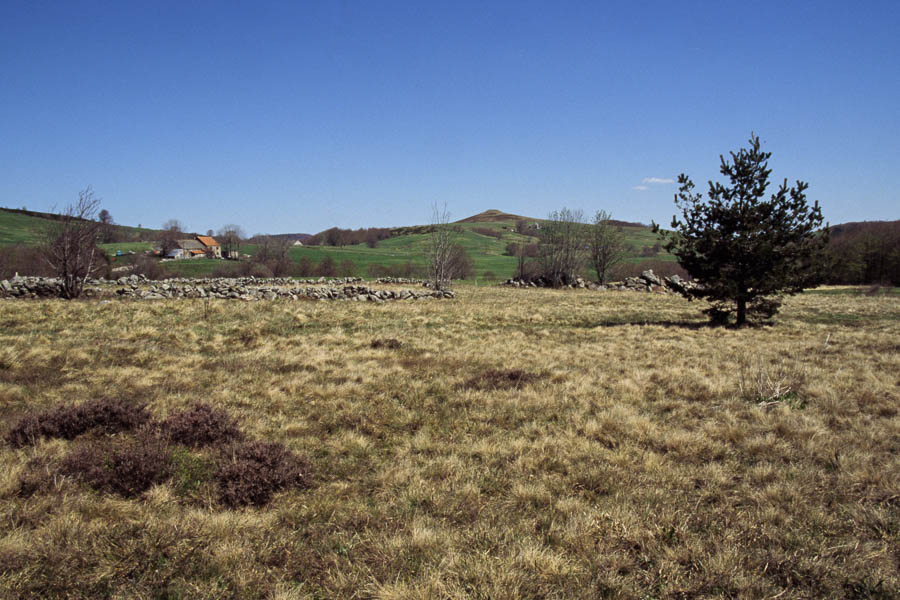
[538,208,588,287]
[254,235,293,276]
[158,219,184,256]
[217,224,245,259]
[425,202,456,290]
[588,210,626,284]
[44,187,104,298]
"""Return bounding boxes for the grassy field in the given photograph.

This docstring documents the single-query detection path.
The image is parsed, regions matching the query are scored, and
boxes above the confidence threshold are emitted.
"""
[0,287,898,598]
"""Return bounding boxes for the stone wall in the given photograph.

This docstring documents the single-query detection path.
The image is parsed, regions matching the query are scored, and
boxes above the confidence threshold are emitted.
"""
[0,274,454,302]
[501,270,695,295]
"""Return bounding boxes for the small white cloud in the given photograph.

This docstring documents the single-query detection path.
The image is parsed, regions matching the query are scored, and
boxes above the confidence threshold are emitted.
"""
[632,185,649,191]
[642,177,675,185]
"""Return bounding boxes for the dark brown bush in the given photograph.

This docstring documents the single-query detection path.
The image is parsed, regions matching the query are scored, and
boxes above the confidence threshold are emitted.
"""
[370,338,402,350]
[217,440,309,508]
[463,369,544,391]
[160,402,242,448]
[5,399,151,448]
[59,434,172,498]
[472,227,502,240]
[129,255,166,280]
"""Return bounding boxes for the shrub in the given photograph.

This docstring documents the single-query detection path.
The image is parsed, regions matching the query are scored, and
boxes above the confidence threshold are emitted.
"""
[5,399,151,448]
[371,338,402,349]
[216,440,310,508]
[472,227,502,240]
[337,259,357,277]
[296,256,315,277]
[130,255,166,280]
[159,402,242,448]
[0,245,55,278]
[59,433,172,498]
[316,256,336,277]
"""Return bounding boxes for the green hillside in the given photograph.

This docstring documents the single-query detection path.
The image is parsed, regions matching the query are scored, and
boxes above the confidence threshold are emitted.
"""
[0,207,160,246]
[2,206,676,280]
[0,209,56,245]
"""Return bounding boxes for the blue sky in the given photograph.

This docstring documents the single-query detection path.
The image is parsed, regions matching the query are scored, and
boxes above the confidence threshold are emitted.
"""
[1,1,897,235]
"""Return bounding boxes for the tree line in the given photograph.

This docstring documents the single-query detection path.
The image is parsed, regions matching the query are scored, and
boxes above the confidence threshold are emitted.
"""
[822,221,900,285]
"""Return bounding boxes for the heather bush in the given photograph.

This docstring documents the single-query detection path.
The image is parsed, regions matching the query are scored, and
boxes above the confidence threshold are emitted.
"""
[59,433,172,498]
[217,440,309,508]
[159,402,242,448]
[5,399,151,448]
[370,338,402,349]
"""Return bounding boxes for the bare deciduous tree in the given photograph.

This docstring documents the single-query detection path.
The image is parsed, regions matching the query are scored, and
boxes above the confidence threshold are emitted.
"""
[588,210,626,284]
[158,219,184,257]
[538,208,587,287]
[425,202,456,290]
[44,187,104,299]
[217,224,245,259]
[254,235,293,276]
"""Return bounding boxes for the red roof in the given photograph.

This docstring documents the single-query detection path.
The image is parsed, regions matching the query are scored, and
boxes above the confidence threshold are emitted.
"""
[196,235,219,247]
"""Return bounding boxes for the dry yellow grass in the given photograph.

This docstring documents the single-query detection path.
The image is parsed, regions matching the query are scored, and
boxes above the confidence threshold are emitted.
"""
[1,286,898,598]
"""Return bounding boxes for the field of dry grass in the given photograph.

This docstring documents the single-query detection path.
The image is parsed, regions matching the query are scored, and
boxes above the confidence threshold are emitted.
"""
[1,286,898,598]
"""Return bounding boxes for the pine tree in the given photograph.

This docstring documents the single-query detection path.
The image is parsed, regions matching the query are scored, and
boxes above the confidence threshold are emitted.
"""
[656,134,828,326]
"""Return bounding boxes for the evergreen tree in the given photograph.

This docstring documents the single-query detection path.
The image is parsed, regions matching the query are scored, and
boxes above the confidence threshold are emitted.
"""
[656,134,828,325]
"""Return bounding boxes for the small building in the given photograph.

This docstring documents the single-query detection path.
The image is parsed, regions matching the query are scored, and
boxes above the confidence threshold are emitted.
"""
[196,235,222,258]
[292,240,304,246]
[166,239,206,259]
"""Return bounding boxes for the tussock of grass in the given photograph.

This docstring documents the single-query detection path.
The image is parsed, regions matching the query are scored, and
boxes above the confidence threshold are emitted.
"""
[0,287,898,597]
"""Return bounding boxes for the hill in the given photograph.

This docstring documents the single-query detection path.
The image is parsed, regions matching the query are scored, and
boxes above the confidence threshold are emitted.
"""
[0,207,161,246]
[456,209,536,223]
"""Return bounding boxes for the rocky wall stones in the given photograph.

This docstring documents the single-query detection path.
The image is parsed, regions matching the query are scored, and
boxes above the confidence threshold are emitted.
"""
[1,275,455,301]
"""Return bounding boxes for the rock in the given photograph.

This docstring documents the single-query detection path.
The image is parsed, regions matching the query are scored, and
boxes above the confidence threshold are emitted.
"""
[640,270,662,286]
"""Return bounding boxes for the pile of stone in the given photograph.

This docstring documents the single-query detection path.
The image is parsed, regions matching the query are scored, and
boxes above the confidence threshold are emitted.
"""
[501,270,695,295]
[114,283,455,302]
[502,276,600,290]
[611,271,694,294]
